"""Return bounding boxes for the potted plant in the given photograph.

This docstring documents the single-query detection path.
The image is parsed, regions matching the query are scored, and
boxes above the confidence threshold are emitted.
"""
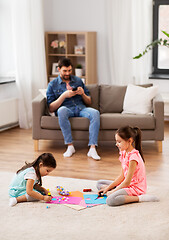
[133,30,169,59]
[75,64,83,77]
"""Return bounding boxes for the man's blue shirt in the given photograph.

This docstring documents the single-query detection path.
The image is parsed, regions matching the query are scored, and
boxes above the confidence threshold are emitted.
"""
[46,75,90,115]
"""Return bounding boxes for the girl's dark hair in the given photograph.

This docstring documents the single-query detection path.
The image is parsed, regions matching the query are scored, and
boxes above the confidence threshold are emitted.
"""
[16,153,56,185]
[58,58,73,69]
[116,126,145,162]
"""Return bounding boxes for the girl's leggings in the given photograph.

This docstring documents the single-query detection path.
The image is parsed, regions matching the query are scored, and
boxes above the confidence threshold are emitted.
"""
[96,179,129,206]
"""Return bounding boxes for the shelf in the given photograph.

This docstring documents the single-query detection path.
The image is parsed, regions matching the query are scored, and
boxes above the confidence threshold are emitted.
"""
[67,54,85,57]
[48,54,66,56]
[45,31,97,85]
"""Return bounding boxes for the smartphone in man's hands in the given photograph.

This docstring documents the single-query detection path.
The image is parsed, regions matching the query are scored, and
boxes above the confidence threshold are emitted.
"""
[72,86,78,91]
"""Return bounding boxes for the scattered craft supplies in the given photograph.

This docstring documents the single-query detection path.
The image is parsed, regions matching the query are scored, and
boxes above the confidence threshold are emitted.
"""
[46,191,107,211]
[47,196,82,205]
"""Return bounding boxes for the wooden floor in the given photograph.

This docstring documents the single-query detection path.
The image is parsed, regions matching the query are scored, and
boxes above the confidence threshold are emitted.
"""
[0,122,169,182]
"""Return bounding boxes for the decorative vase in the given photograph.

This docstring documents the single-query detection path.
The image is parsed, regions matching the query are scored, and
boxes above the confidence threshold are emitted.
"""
[58,47,65,54]
[75,68,83,77]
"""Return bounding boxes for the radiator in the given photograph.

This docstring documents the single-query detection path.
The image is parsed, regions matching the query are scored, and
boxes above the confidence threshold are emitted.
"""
[0,98,19,131]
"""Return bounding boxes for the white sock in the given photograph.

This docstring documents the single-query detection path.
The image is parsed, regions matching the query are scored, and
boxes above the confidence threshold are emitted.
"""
[138,194,159,202]
[9,197,17,207]
[63,145,75,157]
[87,148,101,160]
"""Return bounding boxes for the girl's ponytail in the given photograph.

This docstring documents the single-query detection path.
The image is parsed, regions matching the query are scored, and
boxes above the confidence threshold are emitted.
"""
[17,155,42,184]
[133,127,145,162]
[16,156,41,174]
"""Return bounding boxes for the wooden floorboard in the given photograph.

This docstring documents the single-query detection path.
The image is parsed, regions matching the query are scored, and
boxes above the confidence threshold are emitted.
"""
[0,122,169,181]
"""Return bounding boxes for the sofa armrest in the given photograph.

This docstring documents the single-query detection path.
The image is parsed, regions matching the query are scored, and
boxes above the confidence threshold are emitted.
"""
[153,93,164,140]
[32,94,46,140]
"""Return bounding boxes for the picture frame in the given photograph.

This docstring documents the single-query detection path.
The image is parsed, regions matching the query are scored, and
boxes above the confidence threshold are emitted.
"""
[74,45,84,55]
[52,63,59,75]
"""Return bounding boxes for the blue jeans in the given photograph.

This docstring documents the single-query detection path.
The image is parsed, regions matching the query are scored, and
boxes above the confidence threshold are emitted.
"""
[57,106,100,146]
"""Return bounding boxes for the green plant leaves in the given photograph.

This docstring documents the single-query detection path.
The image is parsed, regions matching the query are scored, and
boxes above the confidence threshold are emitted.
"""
[133,30,169,59]
[162,30,169,38]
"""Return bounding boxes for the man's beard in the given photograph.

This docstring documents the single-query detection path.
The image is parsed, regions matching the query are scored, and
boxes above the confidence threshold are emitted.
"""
[62,75,70,80]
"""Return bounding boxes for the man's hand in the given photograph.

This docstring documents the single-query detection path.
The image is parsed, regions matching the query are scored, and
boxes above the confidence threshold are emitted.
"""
[63,90,76,98]
[75,87,84,96]
[49,89,77,112]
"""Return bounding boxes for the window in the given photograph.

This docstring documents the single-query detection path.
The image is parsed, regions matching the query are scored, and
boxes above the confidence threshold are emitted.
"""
[153,0,169,74]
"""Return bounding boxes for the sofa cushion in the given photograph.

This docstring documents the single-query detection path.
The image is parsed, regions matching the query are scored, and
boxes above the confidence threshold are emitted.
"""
[100,113,155,130]
[99,84,153,114]
[86,84,99,110]
[41,116,89,130]
[123,84,158,114]
[99,85,127,113]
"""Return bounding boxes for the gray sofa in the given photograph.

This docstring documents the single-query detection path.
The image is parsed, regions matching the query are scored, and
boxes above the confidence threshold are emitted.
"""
[32,84,164,152]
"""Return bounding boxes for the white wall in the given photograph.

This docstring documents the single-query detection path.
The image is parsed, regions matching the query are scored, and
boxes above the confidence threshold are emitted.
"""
[43,0,169,92]
[151,79,169,93]
[0,82,18,101]
[0,82,19,129]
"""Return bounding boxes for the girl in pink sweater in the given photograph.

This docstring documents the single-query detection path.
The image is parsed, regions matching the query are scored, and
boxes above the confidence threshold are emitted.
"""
[97,126,159,206]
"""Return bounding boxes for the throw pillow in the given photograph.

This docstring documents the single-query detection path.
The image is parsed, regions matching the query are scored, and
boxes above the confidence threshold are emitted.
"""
[39,89,47,98]
[99,85,127,113]
[39,89,55,117]
[122,84,158,115]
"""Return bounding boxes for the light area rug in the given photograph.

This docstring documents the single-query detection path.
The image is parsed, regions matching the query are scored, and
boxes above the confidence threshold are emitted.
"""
[0,171,169,240]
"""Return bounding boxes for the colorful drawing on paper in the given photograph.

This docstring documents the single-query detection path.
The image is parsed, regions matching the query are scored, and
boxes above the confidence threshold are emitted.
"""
[47,196,82,205]
[83,194,107,204]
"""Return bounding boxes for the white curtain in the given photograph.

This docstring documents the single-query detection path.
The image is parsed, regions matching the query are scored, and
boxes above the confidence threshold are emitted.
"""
[105,0,152,85]
[11,0,47,128]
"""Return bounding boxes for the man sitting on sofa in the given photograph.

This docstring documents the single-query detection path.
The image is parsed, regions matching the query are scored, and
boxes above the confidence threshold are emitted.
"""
[46,58,100,160]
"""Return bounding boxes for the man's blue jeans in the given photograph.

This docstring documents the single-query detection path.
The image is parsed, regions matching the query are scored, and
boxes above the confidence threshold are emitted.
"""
[57,106,100,146]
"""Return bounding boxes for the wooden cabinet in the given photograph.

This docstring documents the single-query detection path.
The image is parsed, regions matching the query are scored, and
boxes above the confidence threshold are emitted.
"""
[45,31,97,84]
